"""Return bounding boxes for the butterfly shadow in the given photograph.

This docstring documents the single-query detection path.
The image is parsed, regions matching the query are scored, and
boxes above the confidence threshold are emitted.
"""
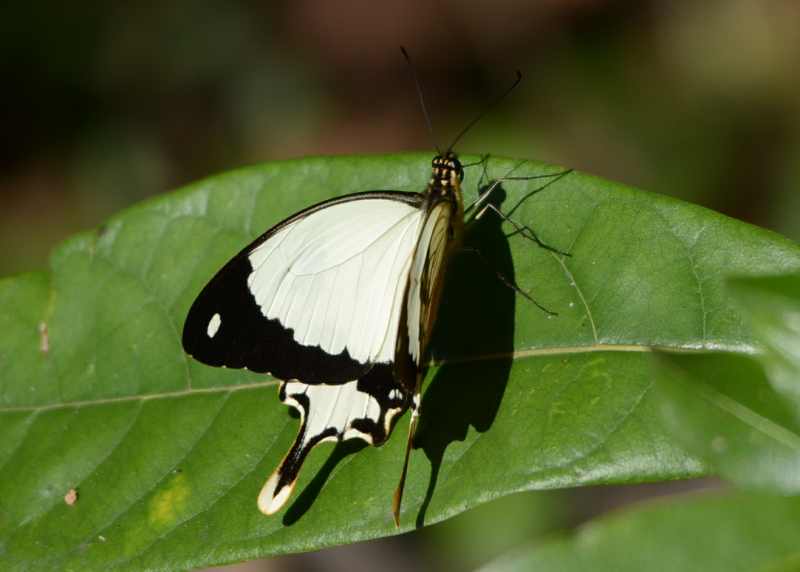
[281,180,548,527]
[282,438,367,525]
[414,183,520,528]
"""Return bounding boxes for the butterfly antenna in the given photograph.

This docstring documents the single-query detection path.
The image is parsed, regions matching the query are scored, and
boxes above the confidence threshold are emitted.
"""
[401,46,442,154]
[446,70,522,153]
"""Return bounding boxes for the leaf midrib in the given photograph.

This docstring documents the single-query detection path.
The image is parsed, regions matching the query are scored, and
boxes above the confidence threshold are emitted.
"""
[0,342,758,414]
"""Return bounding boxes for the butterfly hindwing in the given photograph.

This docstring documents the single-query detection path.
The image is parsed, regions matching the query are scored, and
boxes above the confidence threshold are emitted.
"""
[258,364,411,514]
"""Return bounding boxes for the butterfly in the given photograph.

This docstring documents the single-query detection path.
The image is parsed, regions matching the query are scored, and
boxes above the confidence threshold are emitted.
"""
[182,150,467,523]
[181,54,530,525]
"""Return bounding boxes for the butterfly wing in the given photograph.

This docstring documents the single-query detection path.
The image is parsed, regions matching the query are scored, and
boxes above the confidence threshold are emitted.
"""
[183,191,425,383]
[410,200,461,364]
[257,364,409,514]
[394,199,462,384]
[182,191,428,514]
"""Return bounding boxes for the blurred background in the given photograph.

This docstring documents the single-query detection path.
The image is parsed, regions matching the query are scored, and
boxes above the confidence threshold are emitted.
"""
[1,0,798,570]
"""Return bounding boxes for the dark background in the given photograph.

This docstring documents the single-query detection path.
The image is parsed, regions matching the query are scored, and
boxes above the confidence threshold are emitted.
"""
[2,1,798,570]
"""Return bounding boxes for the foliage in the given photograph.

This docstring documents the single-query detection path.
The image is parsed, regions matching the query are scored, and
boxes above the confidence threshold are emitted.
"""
[1,154,799,570]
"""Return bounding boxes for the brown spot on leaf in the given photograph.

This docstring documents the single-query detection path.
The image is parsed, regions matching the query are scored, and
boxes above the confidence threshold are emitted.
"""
[64,488,78,506]
[39,322,49,353]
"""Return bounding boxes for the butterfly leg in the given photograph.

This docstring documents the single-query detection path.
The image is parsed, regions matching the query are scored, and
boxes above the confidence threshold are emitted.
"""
[463,154,508,217]
[464,157,570,255]
[460,246,557,316]
[480,203,572,258]
[464,159,572,221]
[460,153,491,170]
[474,166,573,228]
[499,167,574,217]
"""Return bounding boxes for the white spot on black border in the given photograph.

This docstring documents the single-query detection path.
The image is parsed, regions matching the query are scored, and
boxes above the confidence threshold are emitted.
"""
[207,313,222,338]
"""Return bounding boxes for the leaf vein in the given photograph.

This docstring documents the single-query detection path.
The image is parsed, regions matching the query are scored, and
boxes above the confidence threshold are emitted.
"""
[0,379,278,413]
[121,415,295,567]
[60,392,233,568]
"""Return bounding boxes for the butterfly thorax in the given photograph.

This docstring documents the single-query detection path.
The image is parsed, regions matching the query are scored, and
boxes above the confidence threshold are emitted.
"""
[427,152,464,207]
[425,151,465,243]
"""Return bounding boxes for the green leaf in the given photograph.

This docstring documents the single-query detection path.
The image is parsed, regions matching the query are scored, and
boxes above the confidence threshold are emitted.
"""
[482,492,800,572]
[653,273,800,493]
[654,352,800,492]
[1,153,799,570]
[729,274,800,410]
[422,490,568,571]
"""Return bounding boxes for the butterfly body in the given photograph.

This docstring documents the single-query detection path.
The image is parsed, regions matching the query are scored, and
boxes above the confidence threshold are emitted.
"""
[182,152,465,517]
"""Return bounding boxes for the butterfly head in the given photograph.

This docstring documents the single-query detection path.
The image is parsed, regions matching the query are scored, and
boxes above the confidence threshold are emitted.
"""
[430,152,463,195]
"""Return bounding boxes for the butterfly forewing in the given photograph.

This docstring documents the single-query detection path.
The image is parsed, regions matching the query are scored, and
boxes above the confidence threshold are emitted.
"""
[183,191,425,383]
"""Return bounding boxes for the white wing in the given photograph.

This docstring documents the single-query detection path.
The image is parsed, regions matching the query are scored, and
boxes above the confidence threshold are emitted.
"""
[246,197,425,365]
[406,201,455,364]
[257,366,410,515]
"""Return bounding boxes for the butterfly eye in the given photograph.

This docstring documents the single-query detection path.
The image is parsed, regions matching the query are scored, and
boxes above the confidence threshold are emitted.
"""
[447,155,464,182]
